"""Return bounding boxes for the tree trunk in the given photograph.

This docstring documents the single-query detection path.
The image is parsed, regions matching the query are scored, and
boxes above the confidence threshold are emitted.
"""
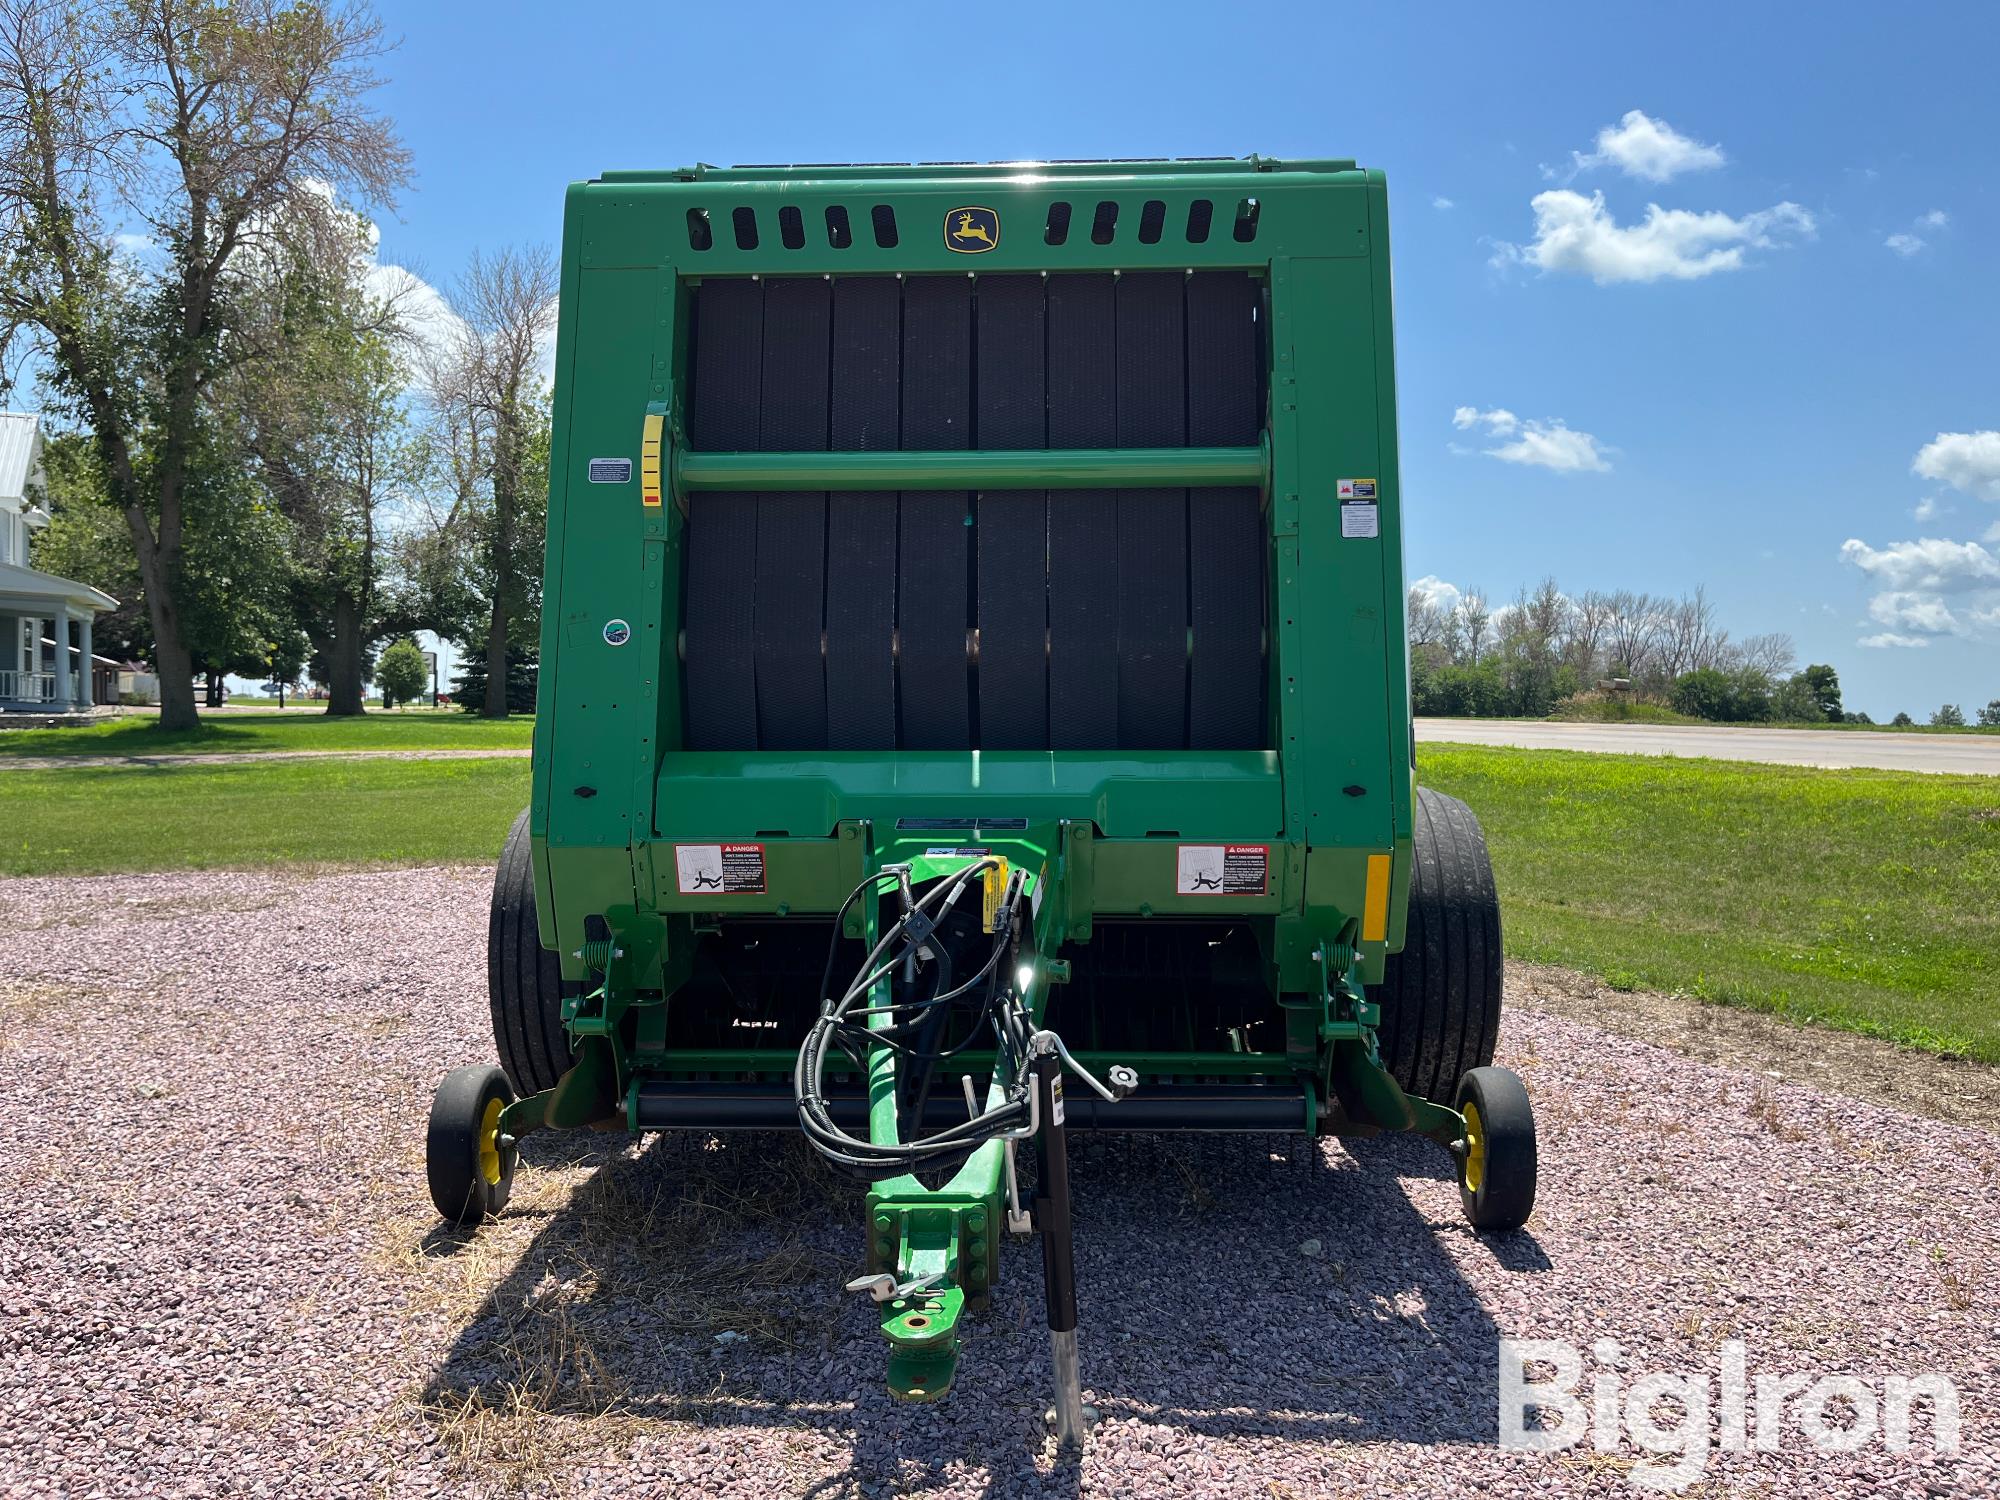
[483,594,509,718]
[128,529,200,731]
[204,669,224,708]
[152,633,199,730]
[325,593,366,716]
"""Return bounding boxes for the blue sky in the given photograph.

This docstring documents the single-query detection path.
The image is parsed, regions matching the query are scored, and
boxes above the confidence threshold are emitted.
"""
[372,0,2000,719]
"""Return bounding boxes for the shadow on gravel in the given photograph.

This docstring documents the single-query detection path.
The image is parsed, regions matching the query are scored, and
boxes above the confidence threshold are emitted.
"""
[418,1126,1547,1493]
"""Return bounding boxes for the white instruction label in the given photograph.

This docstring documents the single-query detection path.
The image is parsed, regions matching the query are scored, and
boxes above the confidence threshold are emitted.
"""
[588,457,633,484]
[675,842,767,894]
[1176,843,1270,896]
[1340,500,1379,539]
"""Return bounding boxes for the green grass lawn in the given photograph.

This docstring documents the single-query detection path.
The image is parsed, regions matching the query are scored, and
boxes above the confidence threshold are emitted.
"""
[1420,745,2000,1061]
[0,756,530,874]
[0,709,534,758]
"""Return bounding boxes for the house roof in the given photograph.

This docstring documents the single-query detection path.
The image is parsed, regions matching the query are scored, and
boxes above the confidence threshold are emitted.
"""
[0,558,117,613]
[0,413,42,507]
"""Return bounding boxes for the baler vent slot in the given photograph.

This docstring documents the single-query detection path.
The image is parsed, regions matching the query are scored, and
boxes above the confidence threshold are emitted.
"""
[732,206,759,250]
[1044,201,1072,246]
[778,205,806,250]
[826,204,853,249]
[686,208,713,252]
[871,204,899,247]
[1232,197,1261,243]
[1137,199,1166,244]
[680,272,1268,754]
[1089,200,1118,244]
[1185,199,1213,243]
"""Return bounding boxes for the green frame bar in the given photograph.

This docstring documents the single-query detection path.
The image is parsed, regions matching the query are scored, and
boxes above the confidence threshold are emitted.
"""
[674,443,1267,497]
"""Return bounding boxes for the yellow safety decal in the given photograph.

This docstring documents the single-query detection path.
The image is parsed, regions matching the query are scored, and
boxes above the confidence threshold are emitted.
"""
[641,412,664,507]
[1361,853,1392,943]
[981,858,1010,934]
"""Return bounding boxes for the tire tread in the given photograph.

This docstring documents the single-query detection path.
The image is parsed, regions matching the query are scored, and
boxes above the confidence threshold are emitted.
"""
[1372,787,1504,1104]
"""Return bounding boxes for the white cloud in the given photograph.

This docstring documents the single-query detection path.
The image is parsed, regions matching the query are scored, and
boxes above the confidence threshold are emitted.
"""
[1453,406,1518,435]
[1494,190,1814,284]
[1867,591,1960,633]
[1857,632,1929,649]
[1454,406,1608,472]
[1572,110,1726,183]
[1887,210,1952,259]
[1838,536,2000,592]
[110,231,162,264]
[1433,196,1455,210]
[1913,431,2000,502]
[1841,534,2000,647]
[1408,575,1463,614]
[1912,496,1942,521]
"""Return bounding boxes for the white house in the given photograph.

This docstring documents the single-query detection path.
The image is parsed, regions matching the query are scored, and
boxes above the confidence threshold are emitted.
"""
[0,413,118,713]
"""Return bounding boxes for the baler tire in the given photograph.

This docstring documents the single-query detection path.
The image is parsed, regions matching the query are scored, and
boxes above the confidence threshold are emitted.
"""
[427,1063,518,1226]
[1372,787,1502,1105]
[488,809,571,1097]
[1454,1065,1536,1232]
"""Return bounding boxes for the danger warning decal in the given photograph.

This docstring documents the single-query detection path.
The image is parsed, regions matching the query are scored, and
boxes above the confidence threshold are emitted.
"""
[675,843,767,895]
[1176,844,1270,897]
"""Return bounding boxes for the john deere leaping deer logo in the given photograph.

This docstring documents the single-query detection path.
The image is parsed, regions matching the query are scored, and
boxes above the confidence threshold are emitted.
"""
[944,206,1000,253]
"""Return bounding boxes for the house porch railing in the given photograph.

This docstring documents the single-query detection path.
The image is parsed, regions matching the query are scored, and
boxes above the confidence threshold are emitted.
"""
[0,668,56,703]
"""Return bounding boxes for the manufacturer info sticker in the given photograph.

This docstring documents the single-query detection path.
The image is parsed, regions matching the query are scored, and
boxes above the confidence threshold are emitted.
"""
[1340,501,1380,539]
[588,458,633,484]
[675,843,767,895]
[1176,844,1270,896]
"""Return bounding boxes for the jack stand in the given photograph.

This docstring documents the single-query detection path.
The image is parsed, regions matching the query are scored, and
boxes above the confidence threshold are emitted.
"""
[1032,1047,1095,1448]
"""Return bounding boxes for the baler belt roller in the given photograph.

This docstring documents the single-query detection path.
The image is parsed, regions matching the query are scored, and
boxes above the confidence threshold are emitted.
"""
[672,443,1269,495]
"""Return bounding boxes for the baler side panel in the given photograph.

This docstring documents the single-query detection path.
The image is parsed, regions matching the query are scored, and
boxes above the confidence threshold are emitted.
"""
[540,262,668,971]
[1284,255,1397,941]
[1365,173,1417,963]
[529,182,593,949]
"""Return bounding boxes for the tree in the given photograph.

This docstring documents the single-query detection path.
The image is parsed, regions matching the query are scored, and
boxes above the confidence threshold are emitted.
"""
[29,433,146,661]
[374,635,426,709]
[1671,668,1733,722]
[1891,711,1914,727]
[1798,664,1841,721]
[1735,633,1797,679]
[1770,675,1820,723]
[33,422,291,698]
[423,246,556,718]
[231,208,411,715]
[1979,700,2000,728]
[451,642,535,715]
[1932,704,1966,727]
[0,0,408,728]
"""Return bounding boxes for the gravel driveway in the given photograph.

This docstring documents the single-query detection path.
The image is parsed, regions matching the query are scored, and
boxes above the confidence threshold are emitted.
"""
[0,868,1991,1498]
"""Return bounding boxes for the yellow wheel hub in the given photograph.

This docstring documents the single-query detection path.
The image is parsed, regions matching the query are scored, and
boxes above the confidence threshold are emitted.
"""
[1462,1098,1486,1195]
[477,1096,505,1187]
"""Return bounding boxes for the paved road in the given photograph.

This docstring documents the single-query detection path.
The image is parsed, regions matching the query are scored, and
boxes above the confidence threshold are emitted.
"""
[0,747,530,772]
[1417,717,2000,774]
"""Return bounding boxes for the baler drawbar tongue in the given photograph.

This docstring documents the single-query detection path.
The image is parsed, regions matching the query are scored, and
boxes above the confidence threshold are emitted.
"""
[797,847,1133,1433]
